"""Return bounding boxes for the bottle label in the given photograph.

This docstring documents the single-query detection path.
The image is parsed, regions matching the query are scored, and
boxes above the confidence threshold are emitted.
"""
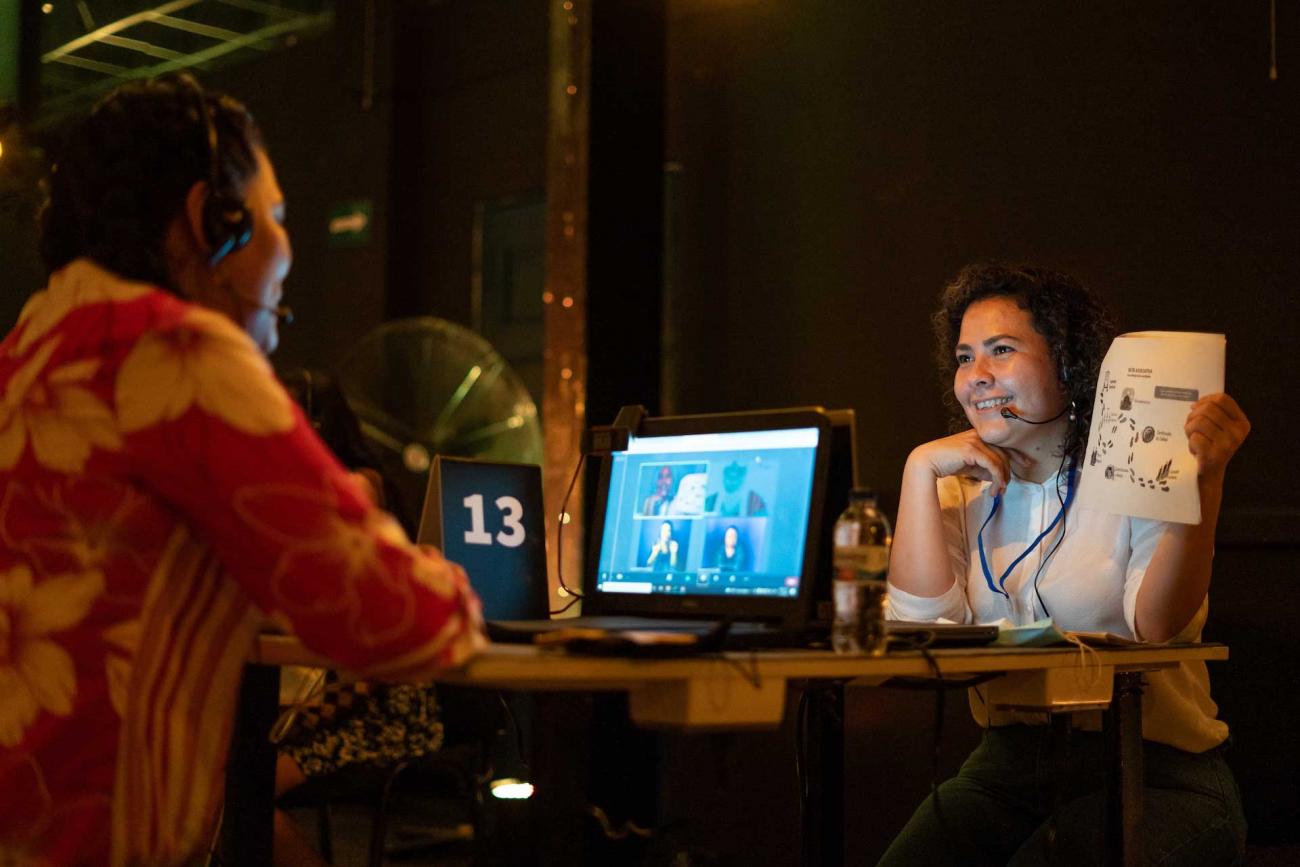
[833,580,860,616]
[833,544,890,581]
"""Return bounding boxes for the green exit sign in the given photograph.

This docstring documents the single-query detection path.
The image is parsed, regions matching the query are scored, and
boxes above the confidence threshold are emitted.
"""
[327,200,372,247]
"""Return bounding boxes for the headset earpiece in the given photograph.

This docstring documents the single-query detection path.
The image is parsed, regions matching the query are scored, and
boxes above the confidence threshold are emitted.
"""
[185,76,253,266]
[1061,364,1076,422]
[202,188,253,266]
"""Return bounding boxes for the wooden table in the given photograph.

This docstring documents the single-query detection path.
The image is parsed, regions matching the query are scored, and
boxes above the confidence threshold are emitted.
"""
[223,639,1227,866]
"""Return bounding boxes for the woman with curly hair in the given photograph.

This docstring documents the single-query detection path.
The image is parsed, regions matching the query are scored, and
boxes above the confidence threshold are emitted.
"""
[880,264,1250,865]
[0,74,483,866]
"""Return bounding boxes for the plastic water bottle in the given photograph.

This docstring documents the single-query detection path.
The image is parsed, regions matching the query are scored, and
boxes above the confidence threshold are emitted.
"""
[831,488,893,655]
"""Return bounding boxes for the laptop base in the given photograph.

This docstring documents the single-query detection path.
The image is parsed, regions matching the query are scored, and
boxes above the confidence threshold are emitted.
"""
[488,617,813,651]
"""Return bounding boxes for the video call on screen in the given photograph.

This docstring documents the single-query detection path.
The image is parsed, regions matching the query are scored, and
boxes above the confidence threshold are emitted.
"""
[595,428,819,598]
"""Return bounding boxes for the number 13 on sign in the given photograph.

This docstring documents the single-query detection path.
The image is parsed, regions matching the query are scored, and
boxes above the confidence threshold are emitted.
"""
[462,494,526,548]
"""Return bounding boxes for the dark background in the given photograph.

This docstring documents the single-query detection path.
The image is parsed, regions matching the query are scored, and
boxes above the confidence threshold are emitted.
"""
[3,0,1295,862]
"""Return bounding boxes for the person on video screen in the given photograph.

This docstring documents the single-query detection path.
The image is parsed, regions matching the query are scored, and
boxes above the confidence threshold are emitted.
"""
[716,525,748,572]
[645,520,680,570]
[642,465,674,516]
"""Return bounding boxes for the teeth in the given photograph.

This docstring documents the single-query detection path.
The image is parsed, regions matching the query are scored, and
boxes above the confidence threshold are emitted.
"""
[975,397,1014,410]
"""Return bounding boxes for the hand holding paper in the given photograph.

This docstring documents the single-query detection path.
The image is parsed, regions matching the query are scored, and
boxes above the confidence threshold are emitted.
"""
[1184,393,1251,482]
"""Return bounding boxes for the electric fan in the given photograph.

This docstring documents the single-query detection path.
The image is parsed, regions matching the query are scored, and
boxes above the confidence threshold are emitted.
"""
[335,317,543,529]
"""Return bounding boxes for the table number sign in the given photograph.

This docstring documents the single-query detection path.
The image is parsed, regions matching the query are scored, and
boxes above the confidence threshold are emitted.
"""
[417,456,548,620]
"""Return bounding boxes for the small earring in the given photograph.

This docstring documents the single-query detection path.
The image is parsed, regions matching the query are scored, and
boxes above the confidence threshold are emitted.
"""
[1068,401,1077,423]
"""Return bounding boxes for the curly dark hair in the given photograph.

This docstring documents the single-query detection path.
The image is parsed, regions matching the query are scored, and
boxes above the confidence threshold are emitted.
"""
[933,263,1116,464]
[38,73,263,290]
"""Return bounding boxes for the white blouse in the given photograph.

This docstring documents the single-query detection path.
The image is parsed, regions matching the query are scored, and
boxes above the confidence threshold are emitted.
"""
[887,471,1228,752]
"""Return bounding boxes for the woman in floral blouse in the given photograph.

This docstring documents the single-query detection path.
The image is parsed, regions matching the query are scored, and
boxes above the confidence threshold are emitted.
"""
[0,74,485,866]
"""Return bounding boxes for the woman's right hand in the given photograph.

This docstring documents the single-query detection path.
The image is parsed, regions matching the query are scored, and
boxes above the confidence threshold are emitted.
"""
[907,429,1013,494]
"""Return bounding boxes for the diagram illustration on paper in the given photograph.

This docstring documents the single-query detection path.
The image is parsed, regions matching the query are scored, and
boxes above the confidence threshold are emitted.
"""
[1088,370,1177,493]
[1077,332,1224,525]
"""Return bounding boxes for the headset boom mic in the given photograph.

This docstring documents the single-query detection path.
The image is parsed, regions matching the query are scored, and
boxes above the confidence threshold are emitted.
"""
[1000,406,1067,425]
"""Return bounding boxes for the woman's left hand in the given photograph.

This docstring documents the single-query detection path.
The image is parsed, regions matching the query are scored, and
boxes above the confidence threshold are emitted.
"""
[1185,393,1250,481]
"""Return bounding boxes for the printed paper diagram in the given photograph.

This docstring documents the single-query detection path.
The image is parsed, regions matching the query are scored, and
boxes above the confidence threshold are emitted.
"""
[1077,331,1224,524]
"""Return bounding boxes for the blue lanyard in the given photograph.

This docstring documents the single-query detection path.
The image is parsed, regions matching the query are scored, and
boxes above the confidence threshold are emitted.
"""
[976,462,1076,599]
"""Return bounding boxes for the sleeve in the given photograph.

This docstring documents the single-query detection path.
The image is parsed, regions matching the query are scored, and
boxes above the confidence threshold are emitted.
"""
[116,307,486,676]
[1122,517,1208,643]
[886,475,974,624]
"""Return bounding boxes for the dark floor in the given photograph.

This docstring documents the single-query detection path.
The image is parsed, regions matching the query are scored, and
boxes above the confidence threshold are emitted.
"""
[286,801,476,866]
[296,804,1300,867]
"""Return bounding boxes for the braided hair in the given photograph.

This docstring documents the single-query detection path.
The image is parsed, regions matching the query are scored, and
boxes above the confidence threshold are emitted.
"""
[933,263,1116,464]
[38,73,262,290]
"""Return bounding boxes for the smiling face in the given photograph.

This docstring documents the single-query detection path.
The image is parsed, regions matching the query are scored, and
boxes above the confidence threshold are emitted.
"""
[954,296,1067,451]
[723,526,738,552]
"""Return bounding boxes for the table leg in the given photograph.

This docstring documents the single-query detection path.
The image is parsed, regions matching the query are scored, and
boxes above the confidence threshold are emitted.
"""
[221,663,280,867]
[526,692,671,865]
[1106,671,1145,867]
[532,692,593,865]
[801,681,844,867]
[1043,711,1074,859]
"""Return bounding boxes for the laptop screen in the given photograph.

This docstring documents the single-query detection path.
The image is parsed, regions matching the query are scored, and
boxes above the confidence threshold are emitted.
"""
[593,426,822,601]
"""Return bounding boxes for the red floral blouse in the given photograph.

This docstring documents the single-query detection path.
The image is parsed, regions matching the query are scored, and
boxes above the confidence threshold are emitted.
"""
[0,260,486,866]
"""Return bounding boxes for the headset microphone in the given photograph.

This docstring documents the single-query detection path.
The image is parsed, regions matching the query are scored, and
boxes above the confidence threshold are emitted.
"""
[231,289,293,324]
[1000,406,1068,425]
[259,303,293,324]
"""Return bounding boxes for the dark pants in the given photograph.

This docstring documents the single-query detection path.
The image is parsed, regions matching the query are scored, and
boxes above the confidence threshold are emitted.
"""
[877,725,1247,866]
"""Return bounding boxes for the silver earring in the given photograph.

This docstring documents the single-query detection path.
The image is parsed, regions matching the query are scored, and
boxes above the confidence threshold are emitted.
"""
[1068,401,1077,423]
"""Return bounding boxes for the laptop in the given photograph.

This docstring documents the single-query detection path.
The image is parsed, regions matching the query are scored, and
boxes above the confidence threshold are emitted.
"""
[488,407,833,648]
[809,409,859,627]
